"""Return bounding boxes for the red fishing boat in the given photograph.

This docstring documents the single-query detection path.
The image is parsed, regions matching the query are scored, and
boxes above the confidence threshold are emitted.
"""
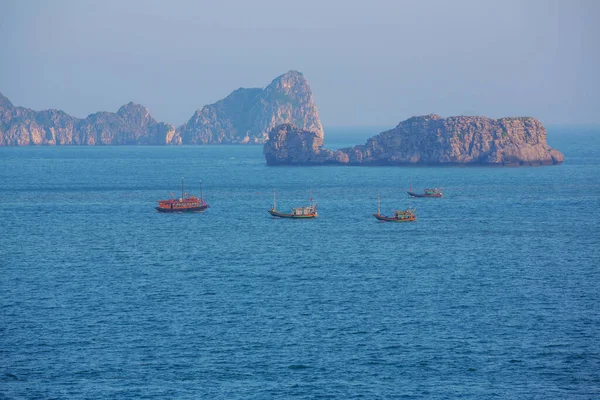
[156,178,209,213]
[373,195,416,222]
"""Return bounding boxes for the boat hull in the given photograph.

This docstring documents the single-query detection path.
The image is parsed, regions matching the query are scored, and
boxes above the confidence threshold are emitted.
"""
[407,191,442,198]
[373,213,416,222]
[156,206,209,213]
[268,210,317,219]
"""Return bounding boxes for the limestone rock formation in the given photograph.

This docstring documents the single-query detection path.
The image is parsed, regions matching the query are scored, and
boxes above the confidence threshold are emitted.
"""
[0,93,77,146]
[0,92,175,146]
[0,70,322,146]
[177,70,323,144]
[264,115,564,166]
[74,103,175,145]
[263,123,345,165]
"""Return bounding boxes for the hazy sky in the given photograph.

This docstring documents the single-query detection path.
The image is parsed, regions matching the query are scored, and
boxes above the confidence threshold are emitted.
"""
[0,0,598,127]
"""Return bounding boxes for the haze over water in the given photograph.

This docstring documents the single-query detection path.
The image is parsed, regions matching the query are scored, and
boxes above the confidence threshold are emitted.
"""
[1,128,598,398]
[1,0,599,126]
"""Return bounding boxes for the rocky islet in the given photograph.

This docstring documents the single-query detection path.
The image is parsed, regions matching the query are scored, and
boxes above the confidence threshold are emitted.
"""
[263,114,564,166]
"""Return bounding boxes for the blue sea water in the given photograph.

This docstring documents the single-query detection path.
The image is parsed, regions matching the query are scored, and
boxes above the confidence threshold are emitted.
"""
[0,127,599,399]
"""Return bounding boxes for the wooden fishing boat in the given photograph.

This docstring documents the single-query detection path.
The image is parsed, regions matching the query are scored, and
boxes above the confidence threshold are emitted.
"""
[373,195,416,222]
[407,184,442,197]
[156,178,209,213]
[268,190,318,219]
[407,188,442,198]
[406,177,442,198]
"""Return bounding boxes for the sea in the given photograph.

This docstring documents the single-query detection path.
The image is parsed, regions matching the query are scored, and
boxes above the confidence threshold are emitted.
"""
[0,127,599,399]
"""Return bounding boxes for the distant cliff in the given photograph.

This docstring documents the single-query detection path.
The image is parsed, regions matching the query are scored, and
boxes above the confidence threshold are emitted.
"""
[264,115,564,166]
[263,123,340,165]
[176,70,323,144]
[0,70,322,146]
[0,93,175,146]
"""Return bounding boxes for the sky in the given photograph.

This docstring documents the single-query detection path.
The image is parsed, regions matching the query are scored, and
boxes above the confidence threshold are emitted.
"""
[0,0,598,127]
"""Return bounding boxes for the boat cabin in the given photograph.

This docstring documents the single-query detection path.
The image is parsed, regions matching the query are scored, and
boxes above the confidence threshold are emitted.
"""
[424,188,441,195]
[394,209,416,220]
[292,206,316,216]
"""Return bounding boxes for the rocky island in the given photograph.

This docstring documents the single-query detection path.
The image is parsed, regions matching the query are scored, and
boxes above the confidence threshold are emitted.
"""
[0,70,322,146]
[176,70,322,144]
[0,94,176,146]
[264,114,564,166]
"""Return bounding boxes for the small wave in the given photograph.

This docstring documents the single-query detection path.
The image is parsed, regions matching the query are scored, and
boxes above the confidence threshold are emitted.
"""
[4,372,19,381]
[288,364,310,370]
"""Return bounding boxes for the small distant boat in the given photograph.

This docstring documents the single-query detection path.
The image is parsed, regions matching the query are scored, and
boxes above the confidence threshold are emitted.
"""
[407,177,442,198]
[407,188,442,198]
[156,178,209,213]
[268,189,318,219]
[373,195,416,222]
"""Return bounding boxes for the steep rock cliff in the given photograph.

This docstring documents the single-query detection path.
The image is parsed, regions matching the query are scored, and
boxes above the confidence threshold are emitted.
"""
[0,93,175,146]
[263,123,345,165]
[264,115,564,166]
[177,70,323,144]
[74,103,175,145]
[0,94,78,146]
[175,88,263,144]
[1,70,322,146]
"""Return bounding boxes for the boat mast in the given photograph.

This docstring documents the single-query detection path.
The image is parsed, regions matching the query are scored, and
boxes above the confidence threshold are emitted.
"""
[273,189,277,211]
[377,194,381,216]
[200,180,203,201]
[181,177,184,199]
[409,176,412,192]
